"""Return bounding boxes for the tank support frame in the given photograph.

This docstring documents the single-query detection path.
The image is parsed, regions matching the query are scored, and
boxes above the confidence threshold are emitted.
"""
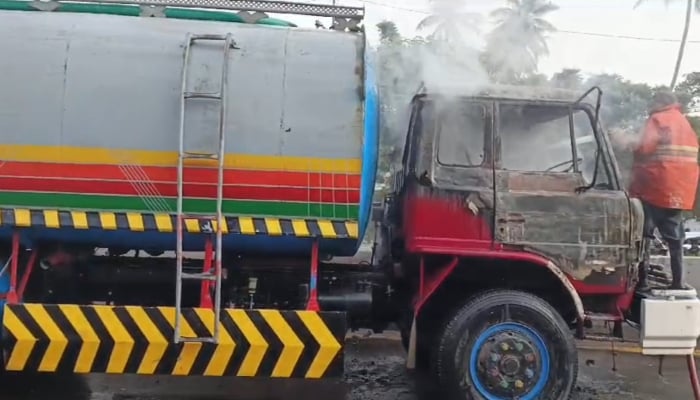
[1,232,38,304]
[306,238,320,311]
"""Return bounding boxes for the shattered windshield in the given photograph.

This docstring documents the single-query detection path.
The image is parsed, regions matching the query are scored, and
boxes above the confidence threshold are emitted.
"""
[499,104,596,175]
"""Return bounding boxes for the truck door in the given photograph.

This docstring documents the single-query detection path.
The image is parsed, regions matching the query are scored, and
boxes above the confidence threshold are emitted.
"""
[404,97,495,250]
[493,101,632,289]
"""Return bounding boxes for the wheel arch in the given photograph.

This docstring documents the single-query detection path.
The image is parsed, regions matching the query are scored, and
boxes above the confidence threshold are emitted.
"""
[415,251,585,323]
[406,251,586,369]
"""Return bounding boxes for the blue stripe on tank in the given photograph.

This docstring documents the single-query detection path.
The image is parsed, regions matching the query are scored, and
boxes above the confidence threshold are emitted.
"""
[358,37,379,249]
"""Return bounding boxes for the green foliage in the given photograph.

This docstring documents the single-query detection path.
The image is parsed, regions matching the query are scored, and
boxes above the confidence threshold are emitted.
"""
[375,21,429,179]
[690,116,700,134]
[482,0,560,83]
[376,20,401,43]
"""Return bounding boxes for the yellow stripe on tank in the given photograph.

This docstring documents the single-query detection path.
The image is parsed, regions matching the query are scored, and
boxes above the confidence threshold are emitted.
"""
[0,144,362,174]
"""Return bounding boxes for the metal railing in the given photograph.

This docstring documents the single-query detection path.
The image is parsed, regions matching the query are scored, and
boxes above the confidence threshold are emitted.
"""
[25,0,365,20]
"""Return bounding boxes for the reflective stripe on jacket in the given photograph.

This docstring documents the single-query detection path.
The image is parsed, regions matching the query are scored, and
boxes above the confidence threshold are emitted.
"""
[629,103,699,210]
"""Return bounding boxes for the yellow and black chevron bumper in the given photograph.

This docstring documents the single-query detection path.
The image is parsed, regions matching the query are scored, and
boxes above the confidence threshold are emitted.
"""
[0,208,359,239]
[2,304,346,378]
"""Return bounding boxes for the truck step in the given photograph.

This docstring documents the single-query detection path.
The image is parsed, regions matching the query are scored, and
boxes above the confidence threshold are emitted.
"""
[182,271,218,281]
[585,312,623,322]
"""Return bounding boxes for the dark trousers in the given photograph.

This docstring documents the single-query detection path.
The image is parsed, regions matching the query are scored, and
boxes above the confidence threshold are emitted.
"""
[641,201,686,289]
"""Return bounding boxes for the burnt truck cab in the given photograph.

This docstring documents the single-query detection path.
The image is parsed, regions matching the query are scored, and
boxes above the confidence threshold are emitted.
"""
[388,84,646,319]
[379,84,663,398]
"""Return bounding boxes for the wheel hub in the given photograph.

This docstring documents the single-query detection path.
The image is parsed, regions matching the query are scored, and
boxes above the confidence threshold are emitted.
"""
[470,326,545,398]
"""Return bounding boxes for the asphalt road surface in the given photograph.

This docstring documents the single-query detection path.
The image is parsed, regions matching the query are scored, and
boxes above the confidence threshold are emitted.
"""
[0,335,696,400]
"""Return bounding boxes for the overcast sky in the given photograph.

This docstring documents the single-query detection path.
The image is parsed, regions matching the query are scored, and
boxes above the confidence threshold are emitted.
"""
[277,0,699,86]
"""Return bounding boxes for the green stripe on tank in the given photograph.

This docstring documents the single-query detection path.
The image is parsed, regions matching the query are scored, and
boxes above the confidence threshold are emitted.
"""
[0,192,359,219]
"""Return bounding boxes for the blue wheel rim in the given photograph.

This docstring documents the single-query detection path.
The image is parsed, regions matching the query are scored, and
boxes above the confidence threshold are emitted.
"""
[469,322,550,400]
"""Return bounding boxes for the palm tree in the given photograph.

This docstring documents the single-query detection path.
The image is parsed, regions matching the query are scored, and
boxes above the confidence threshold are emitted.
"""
[377,20,401,43]
[634,0,700,90]
[416,0,482,44]
[483,0,559,83]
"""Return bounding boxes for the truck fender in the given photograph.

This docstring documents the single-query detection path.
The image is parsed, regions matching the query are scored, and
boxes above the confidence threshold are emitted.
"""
[406,252,585,369]
[543,259,586,320]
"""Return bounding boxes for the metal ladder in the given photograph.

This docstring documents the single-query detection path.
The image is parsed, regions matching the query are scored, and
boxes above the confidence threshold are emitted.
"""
[174,32,233,344]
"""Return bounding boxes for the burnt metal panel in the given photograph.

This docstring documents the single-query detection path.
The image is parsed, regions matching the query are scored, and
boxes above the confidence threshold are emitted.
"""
[494,170,632,284]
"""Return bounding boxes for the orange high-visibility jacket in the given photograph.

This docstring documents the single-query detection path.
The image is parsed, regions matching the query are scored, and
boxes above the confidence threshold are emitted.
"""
[629,103,699,210]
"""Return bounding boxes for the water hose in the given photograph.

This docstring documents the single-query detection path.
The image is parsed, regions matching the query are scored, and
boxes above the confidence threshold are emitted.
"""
[687,354,700,400]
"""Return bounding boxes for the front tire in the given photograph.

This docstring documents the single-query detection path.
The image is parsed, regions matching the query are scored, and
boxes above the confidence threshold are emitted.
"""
[433,290,578,400]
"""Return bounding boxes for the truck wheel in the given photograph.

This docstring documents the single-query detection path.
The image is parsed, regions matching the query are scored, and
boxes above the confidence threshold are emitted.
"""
[433,290,577,400]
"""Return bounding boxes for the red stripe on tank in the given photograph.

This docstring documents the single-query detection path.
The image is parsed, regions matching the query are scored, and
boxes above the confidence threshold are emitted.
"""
[0,161,362,189]
[0,176,360,204]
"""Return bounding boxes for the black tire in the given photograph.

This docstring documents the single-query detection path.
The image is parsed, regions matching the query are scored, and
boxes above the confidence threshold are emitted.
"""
[433,290,578,400]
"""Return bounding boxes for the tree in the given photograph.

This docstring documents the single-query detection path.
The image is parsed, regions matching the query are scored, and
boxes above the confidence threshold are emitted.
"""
[633,0,700,90]
[376,20,401,43]
[675,71,700,112]
[374,22,427,176]
[416,0,482,44]
[482,0,559,83]
[550,68,583,89]
[582,73,655,131]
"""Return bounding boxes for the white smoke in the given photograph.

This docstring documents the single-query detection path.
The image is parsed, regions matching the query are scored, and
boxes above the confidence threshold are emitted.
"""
[413,0,490,95]
[375,0,553,163]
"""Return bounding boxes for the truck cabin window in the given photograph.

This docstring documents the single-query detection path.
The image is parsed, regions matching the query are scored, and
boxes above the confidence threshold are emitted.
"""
[499,103,599,182]
[435,101,487,167]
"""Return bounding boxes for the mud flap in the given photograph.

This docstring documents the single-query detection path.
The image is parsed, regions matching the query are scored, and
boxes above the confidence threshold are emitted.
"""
[1,304,346,378]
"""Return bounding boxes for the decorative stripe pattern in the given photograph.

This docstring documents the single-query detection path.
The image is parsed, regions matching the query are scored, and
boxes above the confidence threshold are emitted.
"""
[0,209,360,239]
[0,193,360,220]
[0,176,361,204]
[2,304,346,378]
[0,144,362,173]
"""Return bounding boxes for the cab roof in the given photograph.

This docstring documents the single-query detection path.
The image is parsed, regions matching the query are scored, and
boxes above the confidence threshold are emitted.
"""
[417,83,593,104]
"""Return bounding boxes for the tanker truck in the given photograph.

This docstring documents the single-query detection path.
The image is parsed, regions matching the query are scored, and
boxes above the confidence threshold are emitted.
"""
[1,0,700,399]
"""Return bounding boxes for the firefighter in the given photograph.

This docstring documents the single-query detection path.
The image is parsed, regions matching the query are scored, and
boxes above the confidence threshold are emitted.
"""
[628,90,699,290]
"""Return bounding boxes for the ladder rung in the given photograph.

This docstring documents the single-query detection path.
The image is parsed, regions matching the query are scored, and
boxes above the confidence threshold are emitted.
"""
[182,151,219,160]
[184,92,222,100]
[182,272,218,281]
[179,214,219,220]
[179,336,218,343]
[190,34,229,41]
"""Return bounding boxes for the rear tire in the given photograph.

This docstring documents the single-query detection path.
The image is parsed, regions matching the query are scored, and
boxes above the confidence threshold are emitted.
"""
[432,290,578,400]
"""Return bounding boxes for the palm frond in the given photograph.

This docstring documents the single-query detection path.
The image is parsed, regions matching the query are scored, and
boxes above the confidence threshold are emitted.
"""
[506,0,521,8]
[490,7,514,20]
[533,3,560,15]
[534,18,557,32]
[417,15,440,31]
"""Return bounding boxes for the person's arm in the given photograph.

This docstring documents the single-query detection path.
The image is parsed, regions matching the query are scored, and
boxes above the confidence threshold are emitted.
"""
[634,117,660,157]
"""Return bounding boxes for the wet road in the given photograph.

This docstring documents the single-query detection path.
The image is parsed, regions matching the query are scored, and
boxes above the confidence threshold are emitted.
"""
[1,255,698,399]
[0,335,696,400]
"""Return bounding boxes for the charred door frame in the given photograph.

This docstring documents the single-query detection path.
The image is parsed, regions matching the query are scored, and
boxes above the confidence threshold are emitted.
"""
[426,98,496,243]
[492,100,633,289]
